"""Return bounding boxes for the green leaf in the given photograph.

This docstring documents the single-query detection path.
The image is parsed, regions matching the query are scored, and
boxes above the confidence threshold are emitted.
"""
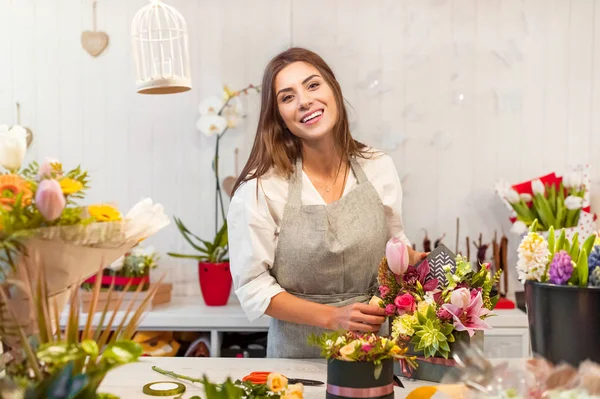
[569,232,580,260]
[373,362,383,380]
[582,234,596,261]
[416,311,427,325]
[101,341,143,366]
[81,340,99,358]
[439,340,450,352]
[547,226,556,258]
[166,252,208,261]
[556,229,566,254]
[577,248,589,287]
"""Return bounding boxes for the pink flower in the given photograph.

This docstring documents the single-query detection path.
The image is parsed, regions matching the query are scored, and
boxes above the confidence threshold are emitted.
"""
[35,179,66,221]
[379,285,390,297]
[450,288,471,308]
[386,236,409,276]
[37,158,61,180]
[394,293,416,314]
[400,260,439,292]
[441,291,492,337]
[470,288,482,300]
[436,307,453,322]
[361,344,373,352]
[385,304,396,316]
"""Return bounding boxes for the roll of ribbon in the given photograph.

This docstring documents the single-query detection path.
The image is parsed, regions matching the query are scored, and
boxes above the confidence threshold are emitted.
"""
[142,381,186,396]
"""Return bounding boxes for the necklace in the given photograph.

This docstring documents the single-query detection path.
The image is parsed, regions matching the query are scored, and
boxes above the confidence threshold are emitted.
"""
[303,159,345,193]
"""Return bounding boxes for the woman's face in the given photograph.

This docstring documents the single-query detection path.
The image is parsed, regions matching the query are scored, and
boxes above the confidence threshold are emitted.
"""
[274,61,338,143]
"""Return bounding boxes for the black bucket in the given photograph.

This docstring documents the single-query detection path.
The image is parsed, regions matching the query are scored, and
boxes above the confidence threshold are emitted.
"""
[525,280,600,366]
[326,358,394,399]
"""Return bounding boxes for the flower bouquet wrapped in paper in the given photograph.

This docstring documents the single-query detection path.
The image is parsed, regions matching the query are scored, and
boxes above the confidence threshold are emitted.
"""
[495,165,596,240]
[310,330,414,399]
[374,238,502,383]
[0,131,170,338]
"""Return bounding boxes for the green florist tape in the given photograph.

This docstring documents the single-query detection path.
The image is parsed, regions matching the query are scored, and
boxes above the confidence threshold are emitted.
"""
[143,381,186,396]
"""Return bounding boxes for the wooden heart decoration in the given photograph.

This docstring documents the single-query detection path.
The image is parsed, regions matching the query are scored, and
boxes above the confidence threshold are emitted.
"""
[81,31,109,57]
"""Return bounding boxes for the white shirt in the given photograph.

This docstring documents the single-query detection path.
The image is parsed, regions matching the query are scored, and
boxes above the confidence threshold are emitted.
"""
[227,150,412,322]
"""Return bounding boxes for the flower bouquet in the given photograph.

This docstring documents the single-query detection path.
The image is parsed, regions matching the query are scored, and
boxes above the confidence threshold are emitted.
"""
[517,219,600,367]
[0,126,170,342]
[375,238,502,383]
[310,331,414,399]
[495,165,596,239]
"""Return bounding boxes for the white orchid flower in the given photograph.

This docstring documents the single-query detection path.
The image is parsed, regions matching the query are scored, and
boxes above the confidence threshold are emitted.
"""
[222,97,245,128]
[196,115,228,137]
[510,220,529,235]
[531,179,545,196]
[198,96,224,116]
[0,124,27,171]
[564,195,584,210]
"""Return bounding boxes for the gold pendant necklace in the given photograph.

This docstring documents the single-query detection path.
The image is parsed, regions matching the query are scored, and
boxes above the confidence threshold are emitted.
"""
[303,160,344,194]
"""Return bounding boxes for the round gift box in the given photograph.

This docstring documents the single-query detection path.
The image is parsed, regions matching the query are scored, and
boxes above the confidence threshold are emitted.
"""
[326,358,394,399]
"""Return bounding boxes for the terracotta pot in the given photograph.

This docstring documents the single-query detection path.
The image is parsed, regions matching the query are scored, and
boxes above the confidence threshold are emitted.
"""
[198,261,232,306]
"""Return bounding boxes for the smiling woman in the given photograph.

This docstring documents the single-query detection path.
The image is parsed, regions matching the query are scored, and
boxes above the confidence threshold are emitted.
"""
[226,47,427,359]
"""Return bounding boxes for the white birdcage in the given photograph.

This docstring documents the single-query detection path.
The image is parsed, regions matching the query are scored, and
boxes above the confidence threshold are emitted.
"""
[131,0,191,95]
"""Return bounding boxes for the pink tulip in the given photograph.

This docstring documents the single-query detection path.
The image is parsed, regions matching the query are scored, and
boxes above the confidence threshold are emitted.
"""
[35,179,66,221]
[386,236,409,276]
[38,158,61,179]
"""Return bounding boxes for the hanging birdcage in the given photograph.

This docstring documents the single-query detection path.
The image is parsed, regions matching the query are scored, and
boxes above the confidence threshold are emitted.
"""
[131,0,191,95]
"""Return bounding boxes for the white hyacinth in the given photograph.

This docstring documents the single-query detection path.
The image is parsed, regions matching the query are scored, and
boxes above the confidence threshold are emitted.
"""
[516,232,550,282]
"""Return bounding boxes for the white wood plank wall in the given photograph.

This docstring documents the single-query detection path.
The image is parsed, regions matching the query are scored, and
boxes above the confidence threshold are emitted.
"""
[1,0,599,299]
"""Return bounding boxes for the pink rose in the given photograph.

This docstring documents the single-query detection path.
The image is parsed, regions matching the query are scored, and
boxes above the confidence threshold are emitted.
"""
[386,237,409,276]
[450,288,471,309]
[385,304,396,316]
[394,293,416,313]
[379,285,390,297]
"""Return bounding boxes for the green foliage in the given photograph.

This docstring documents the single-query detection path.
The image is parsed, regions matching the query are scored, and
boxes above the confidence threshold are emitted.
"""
[410,305,454,359]
[168,217,228,263]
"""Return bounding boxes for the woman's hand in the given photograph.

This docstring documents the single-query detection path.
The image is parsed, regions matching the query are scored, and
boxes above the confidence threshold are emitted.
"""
[328,303,386,333]
[408,246,428,265]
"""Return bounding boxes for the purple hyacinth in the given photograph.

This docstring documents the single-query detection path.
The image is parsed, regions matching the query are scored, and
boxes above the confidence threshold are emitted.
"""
[548,250,574,285]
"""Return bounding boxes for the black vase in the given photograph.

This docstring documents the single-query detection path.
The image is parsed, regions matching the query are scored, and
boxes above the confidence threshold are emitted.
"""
[326,358,394,399]
[525,280,600,366]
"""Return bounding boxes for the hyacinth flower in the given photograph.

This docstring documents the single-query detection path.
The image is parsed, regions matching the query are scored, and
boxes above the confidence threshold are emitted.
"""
[588,245,600,278]
[548,251,574,285]
[441,291,492,337]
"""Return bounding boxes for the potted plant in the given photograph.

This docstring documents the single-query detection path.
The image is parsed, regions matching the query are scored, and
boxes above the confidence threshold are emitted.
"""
[310,331,413,399]
[374,238,502,382]
[168,217,230,306]
[517,219,600,367]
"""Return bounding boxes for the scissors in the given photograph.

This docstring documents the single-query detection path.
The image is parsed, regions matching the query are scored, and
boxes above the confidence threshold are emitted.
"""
[242,371,324,386]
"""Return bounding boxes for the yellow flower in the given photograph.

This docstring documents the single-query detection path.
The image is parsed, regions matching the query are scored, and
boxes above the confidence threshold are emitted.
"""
[88,204,122,222]
[60,178,83,195]
[266,373,288,393]
[391,314,417,339]
[417,301,431,314]
[282,383,304,399]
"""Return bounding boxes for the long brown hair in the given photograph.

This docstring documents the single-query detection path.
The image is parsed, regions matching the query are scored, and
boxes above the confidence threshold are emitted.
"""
[232,47,369,195]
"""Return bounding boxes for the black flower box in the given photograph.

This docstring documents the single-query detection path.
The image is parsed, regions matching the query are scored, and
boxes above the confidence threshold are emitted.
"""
[326,358,395,399]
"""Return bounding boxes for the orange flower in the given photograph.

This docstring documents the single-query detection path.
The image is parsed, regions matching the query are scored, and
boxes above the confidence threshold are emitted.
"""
[0,174,33,209]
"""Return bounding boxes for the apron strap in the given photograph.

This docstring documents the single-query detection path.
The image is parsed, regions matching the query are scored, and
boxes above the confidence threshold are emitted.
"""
[286,157,304,207]
[349,156,368,184]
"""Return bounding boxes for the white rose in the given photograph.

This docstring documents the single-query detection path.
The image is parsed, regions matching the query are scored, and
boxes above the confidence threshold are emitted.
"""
[0,125,27,171]
[531,179,545,196]
[368,296,383,307]
[450,288,471,309]
[564,195,583,210]
[339,341,358,361]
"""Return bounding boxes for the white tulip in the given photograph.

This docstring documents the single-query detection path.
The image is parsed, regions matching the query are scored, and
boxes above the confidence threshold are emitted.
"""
[198,96,224,116]
[0,124,27,171]
[564,195,583,210]
[196,115,228,137]
[531,179,545,196]
[506,189,521,204]
[564,172,583,189]
[520,193,533,202]
[510,220,529,235]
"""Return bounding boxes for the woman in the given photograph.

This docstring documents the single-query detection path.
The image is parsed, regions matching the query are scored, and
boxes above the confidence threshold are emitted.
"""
[227,47,425,358]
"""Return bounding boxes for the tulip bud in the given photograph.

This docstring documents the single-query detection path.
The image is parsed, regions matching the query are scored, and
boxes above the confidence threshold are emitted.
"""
[520,193,533,202]
[0,125,27,171]
[506,189,521,204]
[531,179,545,196]
[386,236,409,276]
[564,195,583,210]
[510,220,529,235]
[38,158,62,180]
[35,179,66,221]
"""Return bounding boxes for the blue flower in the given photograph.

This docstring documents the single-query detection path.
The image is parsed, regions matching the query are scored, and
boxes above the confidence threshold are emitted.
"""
[590,266,600,288]
[588,245,600,277]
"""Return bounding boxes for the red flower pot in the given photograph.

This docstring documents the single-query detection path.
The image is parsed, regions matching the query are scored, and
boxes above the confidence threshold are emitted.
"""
[198,261,232,306]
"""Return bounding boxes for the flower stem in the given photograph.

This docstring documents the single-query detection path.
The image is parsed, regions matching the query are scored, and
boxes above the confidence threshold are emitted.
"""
[152,365,202,384]
[214,132,226,235]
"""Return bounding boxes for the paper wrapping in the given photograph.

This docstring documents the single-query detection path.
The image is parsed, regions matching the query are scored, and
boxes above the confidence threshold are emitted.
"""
[496,164,596,241]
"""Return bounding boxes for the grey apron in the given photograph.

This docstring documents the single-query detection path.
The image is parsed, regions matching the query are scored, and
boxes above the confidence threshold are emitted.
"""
[267,156,388,358]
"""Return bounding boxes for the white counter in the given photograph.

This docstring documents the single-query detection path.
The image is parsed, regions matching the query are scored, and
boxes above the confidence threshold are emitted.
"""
[61,296,531,358]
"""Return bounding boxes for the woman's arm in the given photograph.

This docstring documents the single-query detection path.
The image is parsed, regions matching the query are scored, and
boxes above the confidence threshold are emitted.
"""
[266,291,386,332]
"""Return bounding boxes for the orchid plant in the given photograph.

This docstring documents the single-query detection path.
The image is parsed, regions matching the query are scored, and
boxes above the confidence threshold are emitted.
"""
[516,219,600,288]
[375,238,502,359]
